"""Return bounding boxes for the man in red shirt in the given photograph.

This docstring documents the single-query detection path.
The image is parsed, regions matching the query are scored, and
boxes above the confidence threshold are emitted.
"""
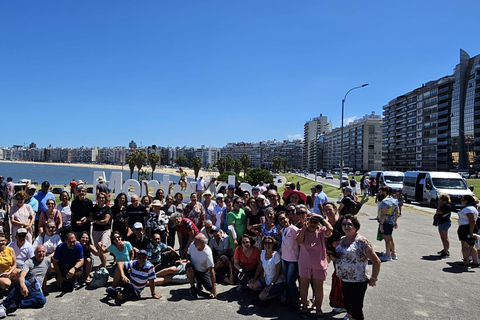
[69,179,77,199]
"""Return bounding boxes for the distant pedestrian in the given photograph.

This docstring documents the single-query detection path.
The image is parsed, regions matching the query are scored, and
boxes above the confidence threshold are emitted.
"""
[434,194,452,258]
[69,179,77,199]
[456,195,479,268]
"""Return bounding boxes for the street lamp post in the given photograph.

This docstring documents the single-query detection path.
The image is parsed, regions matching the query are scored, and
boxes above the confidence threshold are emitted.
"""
[339,83,369,188]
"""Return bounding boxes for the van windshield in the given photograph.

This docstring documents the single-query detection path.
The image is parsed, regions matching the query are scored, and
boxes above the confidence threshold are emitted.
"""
[432,178,467,189]
[384,176,404,183]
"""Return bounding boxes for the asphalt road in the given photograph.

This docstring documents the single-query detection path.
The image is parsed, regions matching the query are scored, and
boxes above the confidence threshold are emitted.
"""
[6,201,480,320]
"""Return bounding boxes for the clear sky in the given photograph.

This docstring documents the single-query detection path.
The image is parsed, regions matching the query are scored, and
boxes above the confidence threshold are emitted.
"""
[1,1,479,149]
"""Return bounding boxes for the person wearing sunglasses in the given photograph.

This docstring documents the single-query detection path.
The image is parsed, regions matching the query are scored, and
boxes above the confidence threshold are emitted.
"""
[38,199,62,237]
[332,214,381,320]
[233,234,260,292]
[248,236,285,306]
[7,228,34,270]
[9,191,35,244]
[33,220,62,259]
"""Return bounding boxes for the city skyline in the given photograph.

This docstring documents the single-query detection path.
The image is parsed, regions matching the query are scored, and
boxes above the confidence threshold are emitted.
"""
[1,1,479,148]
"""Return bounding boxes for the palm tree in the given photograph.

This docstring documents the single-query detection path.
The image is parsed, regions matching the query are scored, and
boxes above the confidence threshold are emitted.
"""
[135,150,147,180]
[240,154,250,178]
[148,152,161,180]
[234,160,242,176]
[126,152,136,179]
[216,158,226,174]
[191,156,202,180]
[225,156,235,172]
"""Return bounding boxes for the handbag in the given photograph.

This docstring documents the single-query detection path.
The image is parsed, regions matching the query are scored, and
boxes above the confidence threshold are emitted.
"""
[90,267,109,288]
[433,215,439,227]
[329,270,345,308]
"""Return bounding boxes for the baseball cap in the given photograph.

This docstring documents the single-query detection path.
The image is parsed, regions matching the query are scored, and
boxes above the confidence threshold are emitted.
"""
[17,228,28,235]
[228,184,235,189]
[137,250,148,256]
[133,222,143,229]
[216,193,224,199]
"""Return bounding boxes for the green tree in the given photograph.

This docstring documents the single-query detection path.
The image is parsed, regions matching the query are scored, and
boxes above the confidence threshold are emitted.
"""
[233,160,242,176]
[191,156,202,180]
[135,150,147,180]
[175,155,189,167]
[138,169,150,181]
[217,171,244,183]
[225,156,235,172]
[272,156,282,173]
[245,168,273,186]
[126,152,136,179]
[148,152,161,180]
[215,158,226,174]
[281,157,288,173]
[240,154,250,178]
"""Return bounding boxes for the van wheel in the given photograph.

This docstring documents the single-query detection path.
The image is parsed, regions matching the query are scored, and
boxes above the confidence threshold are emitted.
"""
[430,198,438,208]
[404,194,410,203]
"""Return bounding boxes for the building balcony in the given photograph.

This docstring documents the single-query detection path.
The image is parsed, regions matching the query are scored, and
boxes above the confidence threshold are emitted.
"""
[438,101,450,109]
[438,118,449,124]
[438,125,449,131]
[438,140,449,146]
[438,109,450,117]
[438,132,449,139]
[438,94,452,101]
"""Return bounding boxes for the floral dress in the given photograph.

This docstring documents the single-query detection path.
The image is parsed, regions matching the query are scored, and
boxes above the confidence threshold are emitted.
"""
[335,234,371,282]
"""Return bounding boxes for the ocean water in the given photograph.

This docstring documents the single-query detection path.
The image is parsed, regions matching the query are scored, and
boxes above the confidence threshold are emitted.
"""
[0,162,184,185]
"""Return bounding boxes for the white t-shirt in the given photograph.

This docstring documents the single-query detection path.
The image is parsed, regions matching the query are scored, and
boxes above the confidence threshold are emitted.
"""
[8,241,34,268]
[197,179,206,192]
[260,250,285,285]
[187,242,214,273]
[33,233,62,254]
[213,204,225,229]
[57,203,72,227]
[457,205,479,226]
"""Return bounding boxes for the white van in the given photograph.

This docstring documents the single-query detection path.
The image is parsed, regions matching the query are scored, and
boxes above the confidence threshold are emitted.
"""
[369,171,404,194]
[403,171,473,208]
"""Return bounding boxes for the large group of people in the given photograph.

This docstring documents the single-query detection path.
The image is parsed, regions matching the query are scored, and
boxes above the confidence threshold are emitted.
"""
[0,174,479,320]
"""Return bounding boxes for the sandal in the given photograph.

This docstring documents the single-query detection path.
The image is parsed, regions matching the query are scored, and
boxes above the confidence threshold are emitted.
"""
[300,308,309,319]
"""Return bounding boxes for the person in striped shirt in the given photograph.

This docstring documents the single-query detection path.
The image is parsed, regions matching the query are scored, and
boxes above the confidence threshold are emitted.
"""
[106,249,162,302]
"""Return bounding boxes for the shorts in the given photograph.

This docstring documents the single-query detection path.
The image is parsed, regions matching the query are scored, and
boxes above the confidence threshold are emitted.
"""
[379,223,394,236]
[457,224,477,245]
[171,263,189,284]
[120,282,140,301]
[438,221,451,231]
[93,229,111,247]
[298,266,327,280]
[186,263,213,291]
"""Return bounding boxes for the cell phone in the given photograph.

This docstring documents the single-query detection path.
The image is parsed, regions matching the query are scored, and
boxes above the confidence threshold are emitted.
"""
[237,272,244,280]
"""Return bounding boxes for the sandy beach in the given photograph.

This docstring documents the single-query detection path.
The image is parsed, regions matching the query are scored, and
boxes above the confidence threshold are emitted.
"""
[0,160,217,180]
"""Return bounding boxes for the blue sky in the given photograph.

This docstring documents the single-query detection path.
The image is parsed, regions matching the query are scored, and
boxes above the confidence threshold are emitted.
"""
[1,1,479,148]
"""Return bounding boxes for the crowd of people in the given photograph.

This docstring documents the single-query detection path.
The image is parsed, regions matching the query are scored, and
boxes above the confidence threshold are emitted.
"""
[0,174,479,320]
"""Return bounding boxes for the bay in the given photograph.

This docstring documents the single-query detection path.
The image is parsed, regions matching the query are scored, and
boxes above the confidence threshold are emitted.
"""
[0,162,185,185]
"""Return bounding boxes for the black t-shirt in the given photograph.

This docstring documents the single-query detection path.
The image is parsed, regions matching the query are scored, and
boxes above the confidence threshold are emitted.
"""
[340,197,355,215]
[437,203,452,224]
[125,204,149,228]
[92,205,112,231]
[326,219,345,254]
[71,198,94,232]
[246,208,265,226]
[126,233,150,251]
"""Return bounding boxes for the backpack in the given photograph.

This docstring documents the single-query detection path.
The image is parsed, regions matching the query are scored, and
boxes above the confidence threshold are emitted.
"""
[90,267,109,288]
[344,197,363,215]
[349,179,357,187]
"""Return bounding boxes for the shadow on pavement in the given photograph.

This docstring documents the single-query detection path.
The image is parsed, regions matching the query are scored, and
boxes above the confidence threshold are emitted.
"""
[442,261,476,273]
[421,255,444,261]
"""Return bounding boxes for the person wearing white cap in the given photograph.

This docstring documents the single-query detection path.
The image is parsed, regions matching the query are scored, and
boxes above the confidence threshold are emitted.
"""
[147,200,169,243]
[95,177,109,200]
[202,191,216,224]
[8,228,34,269]
[126,222,150,254]
[212,194,226,230]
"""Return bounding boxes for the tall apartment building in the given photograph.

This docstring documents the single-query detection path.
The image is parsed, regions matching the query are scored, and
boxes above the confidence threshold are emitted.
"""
[194,146,221,168]
[383,49,480,172]
[303,114,332,172]
[323,112,382,171]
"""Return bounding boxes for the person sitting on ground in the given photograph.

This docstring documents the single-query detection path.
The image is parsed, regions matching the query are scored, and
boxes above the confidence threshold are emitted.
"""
[99,231,134,264]
[106,249,161,302]
[52,233,84,292]
[214,254,235,285]
[8,228,34,270]
[146,233,174,272]
[0,245,50,314]
[186,234,216,299]
[0,233,18,291]
[33,220,62,258]
[79,232,98,285]
[208,226,230,260]
[247,236,285,306]
[126,222,150,254]
[153,259,189,286]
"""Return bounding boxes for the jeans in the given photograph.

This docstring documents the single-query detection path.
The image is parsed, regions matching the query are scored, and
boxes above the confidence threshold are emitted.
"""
[281,259,299,307]
[2,280,46,309]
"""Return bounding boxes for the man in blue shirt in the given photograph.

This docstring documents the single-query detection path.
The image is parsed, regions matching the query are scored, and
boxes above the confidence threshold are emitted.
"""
[313,185,328,215]
[52,233,84,292]
[33,181,54,237]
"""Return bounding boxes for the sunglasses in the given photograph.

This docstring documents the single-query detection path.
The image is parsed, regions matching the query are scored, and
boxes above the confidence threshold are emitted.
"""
[342,222,354,227]
[287,209,295,213]
[263,242,273,245]
[113,237,121,241]
[267,195,276,198]
[296,211,307,215]
[47,203,55,205]
[242,241,250,244]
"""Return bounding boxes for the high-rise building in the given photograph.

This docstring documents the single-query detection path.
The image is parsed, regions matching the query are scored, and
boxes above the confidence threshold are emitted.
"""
[128,140,137,149]
[303,114,332,172]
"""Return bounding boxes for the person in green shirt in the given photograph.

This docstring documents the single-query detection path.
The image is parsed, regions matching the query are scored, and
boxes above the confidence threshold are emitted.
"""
[227,199,247,249]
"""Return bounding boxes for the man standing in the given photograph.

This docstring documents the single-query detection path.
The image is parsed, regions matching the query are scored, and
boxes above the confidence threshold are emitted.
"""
[69,179,77,199]
[266,190,286,214]
[377,186,399,262]
[186,234,216,299]
[70,185,93,240]
[107,249,161,302]
[52,233,84,292]
[5,178,15,213]
[1,245,50,313]
[125,195,148,236]
[313,185,328,215]
[349,176,357,194]
[196,176,206,199]
[8,228,34,269]
[0,176,6,209]
[95,177,109,198]
[33,181,55,237]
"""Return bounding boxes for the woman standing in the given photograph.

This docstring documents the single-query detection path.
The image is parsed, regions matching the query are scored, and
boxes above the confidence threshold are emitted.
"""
[163,195,177,247]
[90,192,112,268]
[435,194,452,257]
[184,193,206,230]
[296,215,333,319]
[334,214,381,320]
[173,192,187,217]
[248,236,285,305]
[246,197,265,237]
[278,211,300,311]
[57,191,72,241]
[111,193,128,238]
[9,191,35,243]
[261,207,281,248]
[456,195,479,268]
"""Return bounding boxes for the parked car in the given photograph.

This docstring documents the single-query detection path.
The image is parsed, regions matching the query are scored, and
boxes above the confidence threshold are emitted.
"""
[52,187,64,194]
[325,173,334,179]
[355,171,361,175]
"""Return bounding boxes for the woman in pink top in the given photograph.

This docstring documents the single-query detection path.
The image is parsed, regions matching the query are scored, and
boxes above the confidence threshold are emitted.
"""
[296,215,333,319]
[9,191,35,243]
[279,211,300,311]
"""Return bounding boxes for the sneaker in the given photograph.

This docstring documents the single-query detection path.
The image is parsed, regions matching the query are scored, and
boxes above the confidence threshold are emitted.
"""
[106,286,116,299]
[2,301,17,314]
[74,279,80,290]
[332,307,346,313]
[437,250,444,254]
[470,264,480,269]
[380,256,392,262]
[457,263,469,269]
[391,254,398,260]
[189,286,198,299]
[236,284,244,292]
[440,251,450,258]
[0,305,5,318]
